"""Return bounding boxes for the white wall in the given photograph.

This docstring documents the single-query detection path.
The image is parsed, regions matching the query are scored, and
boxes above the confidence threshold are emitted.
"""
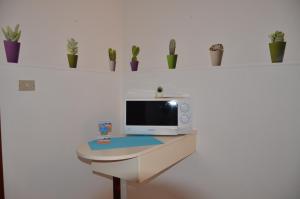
[123,0,300,70]
[0,0,123,198]
[0,0,123,72]
[122,64,300,199]
[122,0,300,199]
[0,64,121,199]
[1,0,300,199]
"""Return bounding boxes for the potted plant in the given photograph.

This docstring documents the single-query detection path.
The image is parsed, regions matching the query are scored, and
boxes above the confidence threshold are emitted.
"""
[155,86,164,98]
[167,39,177,69]
[1,24,21,63]
[269,31,286,63]
[67,38,78,68]
[209,43,224,66]
[130,45,140,71]
[108,48,117,71]
[108,48,116,71]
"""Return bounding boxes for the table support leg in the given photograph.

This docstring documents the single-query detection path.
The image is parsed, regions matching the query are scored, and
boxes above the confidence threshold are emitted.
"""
[113,177,127,199]
[121,179,127,199]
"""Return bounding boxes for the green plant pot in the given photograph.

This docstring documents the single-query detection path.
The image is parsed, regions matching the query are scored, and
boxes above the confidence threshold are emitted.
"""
[67,54,78,68]
[167,54,178,69]
[269,42,286,63]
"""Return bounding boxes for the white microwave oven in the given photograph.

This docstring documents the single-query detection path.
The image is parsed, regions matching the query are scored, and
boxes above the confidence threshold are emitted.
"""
[124,98,192,135]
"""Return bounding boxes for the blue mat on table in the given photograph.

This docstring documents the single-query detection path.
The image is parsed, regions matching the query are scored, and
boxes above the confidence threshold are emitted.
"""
[88,136,163,150]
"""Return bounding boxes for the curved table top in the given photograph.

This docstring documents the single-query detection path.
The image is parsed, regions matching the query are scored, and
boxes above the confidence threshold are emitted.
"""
[77,132,196,161]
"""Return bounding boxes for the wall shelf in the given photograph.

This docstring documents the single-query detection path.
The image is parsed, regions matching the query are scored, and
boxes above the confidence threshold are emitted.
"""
[124,62,300,74]
[0,62,121,74]
[1,62,299,75]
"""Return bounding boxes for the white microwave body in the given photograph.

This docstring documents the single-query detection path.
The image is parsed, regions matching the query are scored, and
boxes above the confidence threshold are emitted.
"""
[124,98,192,135]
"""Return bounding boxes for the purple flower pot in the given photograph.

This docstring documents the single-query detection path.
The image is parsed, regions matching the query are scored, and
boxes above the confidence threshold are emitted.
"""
[130,60,139,71]
[4,40,20,63]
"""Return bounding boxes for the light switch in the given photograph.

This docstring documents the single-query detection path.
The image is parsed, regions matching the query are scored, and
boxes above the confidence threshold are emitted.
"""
[19,80,35,91]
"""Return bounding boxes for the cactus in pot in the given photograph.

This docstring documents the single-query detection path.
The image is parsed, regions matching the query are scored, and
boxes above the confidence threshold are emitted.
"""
[268,31,286,63]
[67,38,78,68]
[209,43,224,66]
[1,24,21,63]
[108,48,116,71]
[130,45,140,71]
[167,39,178,69]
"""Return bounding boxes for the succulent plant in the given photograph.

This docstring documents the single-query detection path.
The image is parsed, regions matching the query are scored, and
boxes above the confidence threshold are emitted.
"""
[108,48,116,61]
[209,44,224,51]
[67,38,78,55]
[169,39,176,55]
[1,24,21,42]
[269,31,285,43]
[157,86,163,93]
[131,45,140,61]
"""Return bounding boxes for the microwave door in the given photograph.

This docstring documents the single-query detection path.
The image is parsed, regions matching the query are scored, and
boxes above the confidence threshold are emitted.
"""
[126,101,178,126]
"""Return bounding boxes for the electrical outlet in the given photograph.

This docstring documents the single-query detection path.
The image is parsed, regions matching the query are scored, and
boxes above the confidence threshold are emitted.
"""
[19,80,35,91]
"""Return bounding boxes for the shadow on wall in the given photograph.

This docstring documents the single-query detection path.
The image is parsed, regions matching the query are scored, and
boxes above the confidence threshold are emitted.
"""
[91,170,195,199]
[128,182,203,199]
[90,172,195,199]
[78,153,206,199]
[127,153,207,199]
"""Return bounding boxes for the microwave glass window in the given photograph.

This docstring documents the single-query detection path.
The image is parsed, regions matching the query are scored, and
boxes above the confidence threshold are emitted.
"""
[126,101,178,126]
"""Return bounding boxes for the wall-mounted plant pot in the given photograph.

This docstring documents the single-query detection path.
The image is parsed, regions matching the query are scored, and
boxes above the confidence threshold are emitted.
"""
[167,54,177,69]
[130,60,139,71]
[210,50,223,66]
[109,60,116,71]
[67,54,78,68]
[4,40,20,63]
[269,42,286,63]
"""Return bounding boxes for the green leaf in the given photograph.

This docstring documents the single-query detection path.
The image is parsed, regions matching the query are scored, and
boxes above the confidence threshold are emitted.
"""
[14,24,19,33]
[1,27,9,40]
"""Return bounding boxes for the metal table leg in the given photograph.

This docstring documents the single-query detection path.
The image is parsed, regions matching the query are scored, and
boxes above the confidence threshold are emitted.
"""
[113,177,127,199]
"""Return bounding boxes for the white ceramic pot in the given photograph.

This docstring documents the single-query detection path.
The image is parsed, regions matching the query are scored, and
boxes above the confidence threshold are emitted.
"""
[210,50,223,66]
[109,60,116,71]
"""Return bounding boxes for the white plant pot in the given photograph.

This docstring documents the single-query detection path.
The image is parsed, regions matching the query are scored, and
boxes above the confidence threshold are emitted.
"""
[109,60,116,71]
[210,50,223,66]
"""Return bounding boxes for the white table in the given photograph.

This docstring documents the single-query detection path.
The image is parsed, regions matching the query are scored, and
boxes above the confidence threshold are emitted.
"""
[77,131,196,199]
